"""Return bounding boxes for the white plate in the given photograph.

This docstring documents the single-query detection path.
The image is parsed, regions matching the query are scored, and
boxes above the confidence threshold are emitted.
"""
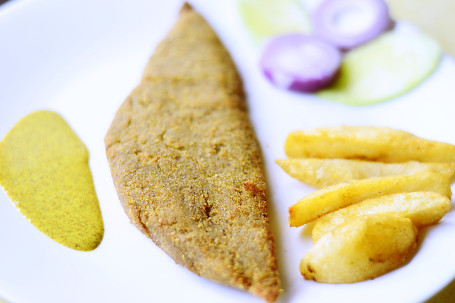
[1,0,455,302]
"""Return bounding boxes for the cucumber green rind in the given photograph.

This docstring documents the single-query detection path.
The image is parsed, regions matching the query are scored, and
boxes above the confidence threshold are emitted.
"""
[317,24,442,106]
[237,0,312,45]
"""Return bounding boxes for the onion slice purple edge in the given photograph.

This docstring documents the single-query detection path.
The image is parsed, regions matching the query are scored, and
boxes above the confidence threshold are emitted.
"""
[260,34,342,93]
[313,0,392,50]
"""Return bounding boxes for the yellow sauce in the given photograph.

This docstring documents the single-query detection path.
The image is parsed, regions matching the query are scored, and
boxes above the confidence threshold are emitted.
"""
[0,110,104,251]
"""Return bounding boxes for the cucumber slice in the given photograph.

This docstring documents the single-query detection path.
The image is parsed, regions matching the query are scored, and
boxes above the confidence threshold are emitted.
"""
[237,0,311,45]
[317,23,442,106]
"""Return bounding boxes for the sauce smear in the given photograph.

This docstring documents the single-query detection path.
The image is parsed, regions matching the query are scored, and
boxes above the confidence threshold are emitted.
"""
[0,110,104,251]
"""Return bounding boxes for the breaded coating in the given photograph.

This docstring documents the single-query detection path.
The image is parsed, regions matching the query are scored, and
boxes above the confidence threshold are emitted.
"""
[105,4,280,302]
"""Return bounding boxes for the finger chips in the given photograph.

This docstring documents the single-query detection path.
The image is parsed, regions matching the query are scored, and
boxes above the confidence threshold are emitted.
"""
[284,126,455,162]
[280,126,455,283]
[276,158,455,187]
[312,191,451,242]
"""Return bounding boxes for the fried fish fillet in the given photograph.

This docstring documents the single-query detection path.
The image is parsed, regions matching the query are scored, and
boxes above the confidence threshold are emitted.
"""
[105,4,280,302]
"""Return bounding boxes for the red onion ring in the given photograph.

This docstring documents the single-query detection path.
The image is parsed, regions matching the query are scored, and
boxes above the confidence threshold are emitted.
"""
[260,34,342,93]
[313,0,392,50]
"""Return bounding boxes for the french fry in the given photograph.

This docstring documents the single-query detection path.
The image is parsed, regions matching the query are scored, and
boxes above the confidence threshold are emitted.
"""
[301,215,418,283]
[276,158,455,187]
[312,191,451,242]
[289,172,452,227]
[284,126,455,162]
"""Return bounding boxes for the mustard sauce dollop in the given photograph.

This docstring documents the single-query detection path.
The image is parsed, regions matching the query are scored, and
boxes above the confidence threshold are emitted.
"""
[0,110,104,251]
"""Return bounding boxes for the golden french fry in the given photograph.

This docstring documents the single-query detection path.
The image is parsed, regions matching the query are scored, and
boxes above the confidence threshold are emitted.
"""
[276,158,455,187]
[301,215,418,283]
[284,126,455,162]
[289,172,452,227]
[312,191,451,242]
